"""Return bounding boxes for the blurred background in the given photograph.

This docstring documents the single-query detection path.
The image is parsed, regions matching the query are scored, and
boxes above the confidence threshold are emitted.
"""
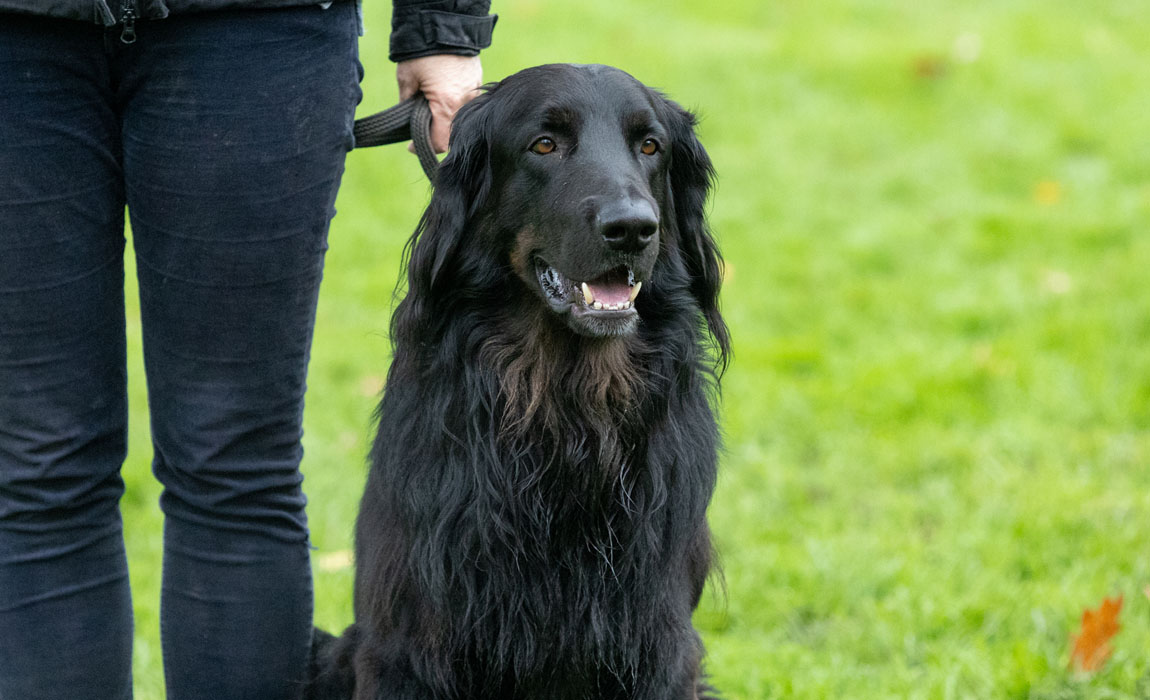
[119,0,1150,697]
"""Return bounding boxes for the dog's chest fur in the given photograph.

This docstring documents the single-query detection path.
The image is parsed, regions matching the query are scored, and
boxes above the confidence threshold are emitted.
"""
[405,319,706,697]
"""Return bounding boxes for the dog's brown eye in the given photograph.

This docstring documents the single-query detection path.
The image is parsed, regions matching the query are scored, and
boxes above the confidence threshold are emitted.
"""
[640,138,659,155]
[531,137,556,155]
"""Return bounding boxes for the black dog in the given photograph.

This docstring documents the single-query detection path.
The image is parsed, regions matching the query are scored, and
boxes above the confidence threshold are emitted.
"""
[307,64,729,700]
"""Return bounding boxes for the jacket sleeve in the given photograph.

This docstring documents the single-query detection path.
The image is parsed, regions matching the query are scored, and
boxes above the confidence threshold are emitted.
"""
[390,0,497,63]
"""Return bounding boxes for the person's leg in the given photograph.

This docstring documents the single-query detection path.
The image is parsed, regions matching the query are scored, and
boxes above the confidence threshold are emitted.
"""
[117,4,361,698]
[0,17,133,700]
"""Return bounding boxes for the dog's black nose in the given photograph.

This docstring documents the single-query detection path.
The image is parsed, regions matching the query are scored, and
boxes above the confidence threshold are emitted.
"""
[598,200,658,253]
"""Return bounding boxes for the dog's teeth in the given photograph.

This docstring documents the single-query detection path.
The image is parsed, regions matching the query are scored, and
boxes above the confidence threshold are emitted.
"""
[581,282,594,305]
[628,281,642,302]
[593,301,604,310]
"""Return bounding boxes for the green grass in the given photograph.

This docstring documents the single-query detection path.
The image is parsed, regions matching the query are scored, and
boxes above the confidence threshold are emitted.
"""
[118,0,1150,697]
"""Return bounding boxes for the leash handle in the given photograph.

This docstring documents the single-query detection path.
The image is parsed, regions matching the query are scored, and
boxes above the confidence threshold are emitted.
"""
[352,94,438,183]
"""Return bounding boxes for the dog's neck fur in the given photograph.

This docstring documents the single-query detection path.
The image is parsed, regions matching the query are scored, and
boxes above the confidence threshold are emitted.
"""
[482,306,647,443]
[471,303,661,554]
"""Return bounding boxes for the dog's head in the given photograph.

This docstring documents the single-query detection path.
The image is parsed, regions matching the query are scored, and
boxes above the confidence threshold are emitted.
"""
[396,64,728,365]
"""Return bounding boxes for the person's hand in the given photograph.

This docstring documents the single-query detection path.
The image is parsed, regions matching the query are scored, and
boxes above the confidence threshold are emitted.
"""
[396,54,483,154]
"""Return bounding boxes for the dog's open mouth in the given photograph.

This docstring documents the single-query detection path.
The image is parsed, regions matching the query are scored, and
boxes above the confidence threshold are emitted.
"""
[534,258,642,327]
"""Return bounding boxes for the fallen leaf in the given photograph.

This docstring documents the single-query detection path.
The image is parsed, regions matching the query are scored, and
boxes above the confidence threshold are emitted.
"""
[971,342,1015,376]
[1040,268,1073,295]
[1034,180,1062,205]
[337,431,358,451]
[952,32,982,64]
[912,54,950,80]
[317,550,354,572]
[1069,595,1122,673]
[359,375,384,398]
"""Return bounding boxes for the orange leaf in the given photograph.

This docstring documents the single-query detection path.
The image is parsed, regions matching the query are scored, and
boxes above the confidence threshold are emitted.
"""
[1069,595,1122,672]
[912,54,950,80]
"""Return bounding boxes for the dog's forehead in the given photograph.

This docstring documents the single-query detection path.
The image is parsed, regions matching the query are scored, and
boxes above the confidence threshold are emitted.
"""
[496,64,660,126]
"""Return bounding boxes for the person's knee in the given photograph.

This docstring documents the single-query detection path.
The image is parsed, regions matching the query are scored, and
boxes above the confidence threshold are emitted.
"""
[151,402,309,543]
[0,417,126,533]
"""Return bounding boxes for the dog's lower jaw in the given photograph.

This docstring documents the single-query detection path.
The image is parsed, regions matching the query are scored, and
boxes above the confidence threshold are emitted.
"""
[564,307,639,338]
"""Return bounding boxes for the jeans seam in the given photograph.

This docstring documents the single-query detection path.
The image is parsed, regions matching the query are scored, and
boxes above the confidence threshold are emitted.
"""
[0,252,121,294]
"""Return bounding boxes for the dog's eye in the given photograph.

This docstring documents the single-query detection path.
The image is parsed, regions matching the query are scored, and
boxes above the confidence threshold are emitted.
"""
[640,138,660,155]
[530,137,556,155]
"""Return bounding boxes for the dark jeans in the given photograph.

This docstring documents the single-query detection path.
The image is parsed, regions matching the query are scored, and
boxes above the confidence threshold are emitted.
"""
[0,5,361,699]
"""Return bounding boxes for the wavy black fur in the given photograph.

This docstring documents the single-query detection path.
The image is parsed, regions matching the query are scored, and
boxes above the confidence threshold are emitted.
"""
[307,64,728,700]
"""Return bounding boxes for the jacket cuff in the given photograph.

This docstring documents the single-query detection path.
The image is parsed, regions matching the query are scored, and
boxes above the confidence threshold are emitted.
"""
[390,8,497,63]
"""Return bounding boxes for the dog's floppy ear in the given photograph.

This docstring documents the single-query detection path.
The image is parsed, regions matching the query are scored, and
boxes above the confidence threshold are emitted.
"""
[392,91,495,347]
[661,99,730,372]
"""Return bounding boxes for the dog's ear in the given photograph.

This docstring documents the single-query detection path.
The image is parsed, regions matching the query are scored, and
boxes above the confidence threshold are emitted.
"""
[661,99,730,372]
[392,92,495,348]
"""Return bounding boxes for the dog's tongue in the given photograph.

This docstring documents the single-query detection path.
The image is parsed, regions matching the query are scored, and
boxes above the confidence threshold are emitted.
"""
[586,268,633,305]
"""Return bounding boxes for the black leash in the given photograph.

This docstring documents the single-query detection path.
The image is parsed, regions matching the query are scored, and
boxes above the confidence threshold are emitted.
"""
[352,93,438,182]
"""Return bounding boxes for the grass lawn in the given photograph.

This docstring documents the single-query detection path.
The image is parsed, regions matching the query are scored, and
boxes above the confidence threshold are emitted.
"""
[118,0,1150,697]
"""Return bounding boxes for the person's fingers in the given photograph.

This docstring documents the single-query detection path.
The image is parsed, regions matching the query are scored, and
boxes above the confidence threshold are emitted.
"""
[426,96,460,153]
[395,55,483,154]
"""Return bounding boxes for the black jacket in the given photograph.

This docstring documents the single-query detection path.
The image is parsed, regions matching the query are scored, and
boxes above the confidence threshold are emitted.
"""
[0,0,495,62]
